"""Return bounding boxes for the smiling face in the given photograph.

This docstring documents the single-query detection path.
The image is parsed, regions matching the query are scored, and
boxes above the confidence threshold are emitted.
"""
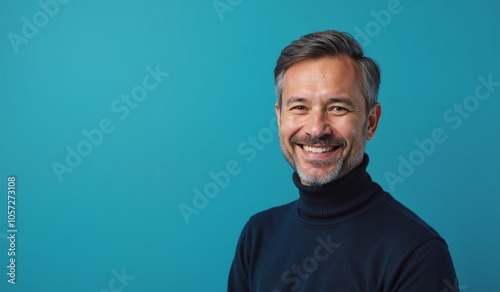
[276,56,381,186]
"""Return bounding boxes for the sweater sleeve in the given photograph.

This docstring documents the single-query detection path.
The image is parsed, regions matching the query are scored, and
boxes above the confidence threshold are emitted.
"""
[391,237,459,292]
[227,220,251,292]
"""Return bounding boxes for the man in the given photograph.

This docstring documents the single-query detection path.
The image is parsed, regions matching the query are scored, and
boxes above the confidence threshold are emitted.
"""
[227,30,458,291]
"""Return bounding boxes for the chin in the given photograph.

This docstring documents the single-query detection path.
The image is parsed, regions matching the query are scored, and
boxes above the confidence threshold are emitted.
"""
[296,165,342,186]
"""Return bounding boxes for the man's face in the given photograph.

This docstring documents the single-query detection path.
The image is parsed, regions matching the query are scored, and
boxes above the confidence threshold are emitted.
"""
[276,56,381,186]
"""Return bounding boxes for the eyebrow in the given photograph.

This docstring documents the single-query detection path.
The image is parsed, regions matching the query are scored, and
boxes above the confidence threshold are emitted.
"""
[326,97,355,108]
[286,97,308,106]
[286,96,355,108]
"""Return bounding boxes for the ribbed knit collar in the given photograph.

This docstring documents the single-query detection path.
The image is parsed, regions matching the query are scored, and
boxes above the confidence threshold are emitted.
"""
[293,154,382,225]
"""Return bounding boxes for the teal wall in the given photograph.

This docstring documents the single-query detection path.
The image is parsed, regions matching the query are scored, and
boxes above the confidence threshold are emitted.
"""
[1,0,499,291]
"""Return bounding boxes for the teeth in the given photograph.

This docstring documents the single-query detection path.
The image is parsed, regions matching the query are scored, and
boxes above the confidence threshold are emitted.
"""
[303,145,335,153]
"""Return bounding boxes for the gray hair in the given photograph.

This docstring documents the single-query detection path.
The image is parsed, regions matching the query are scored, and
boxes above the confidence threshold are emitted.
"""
[274,30,381,111]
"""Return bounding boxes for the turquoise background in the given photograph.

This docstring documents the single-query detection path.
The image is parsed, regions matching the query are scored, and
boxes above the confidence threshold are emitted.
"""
[1,0,499,291]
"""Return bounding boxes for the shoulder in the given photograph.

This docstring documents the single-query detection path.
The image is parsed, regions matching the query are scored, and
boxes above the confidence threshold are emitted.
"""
[249,200,296,224]
[365,192,448,251]
[240,201,297,236]
[381,193,442,237]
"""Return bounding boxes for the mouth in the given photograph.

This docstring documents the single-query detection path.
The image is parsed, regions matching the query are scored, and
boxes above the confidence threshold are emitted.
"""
[300,144,341,154]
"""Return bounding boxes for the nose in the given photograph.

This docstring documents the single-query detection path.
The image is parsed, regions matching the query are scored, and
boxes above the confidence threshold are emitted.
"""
[304,109,331,137]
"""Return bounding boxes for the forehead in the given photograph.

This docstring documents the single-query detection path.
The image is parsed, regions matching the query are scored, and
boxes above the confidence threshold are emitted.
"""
[282,56,363,103]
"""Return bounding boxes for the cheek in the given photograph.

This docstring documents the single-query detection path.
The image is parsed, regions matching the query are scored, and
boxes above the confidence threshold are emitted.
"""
[280,114,304,138]
[332,116,365,142]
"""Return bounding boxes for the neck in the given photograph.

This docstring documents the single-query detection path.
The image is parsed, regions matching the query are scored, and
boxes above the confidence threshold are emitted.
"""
[293,154,383,224]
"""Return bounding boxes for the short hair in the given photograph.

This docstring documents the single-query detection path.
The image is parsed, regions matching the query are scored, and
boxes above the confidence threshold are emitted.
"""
[274,30,381,111]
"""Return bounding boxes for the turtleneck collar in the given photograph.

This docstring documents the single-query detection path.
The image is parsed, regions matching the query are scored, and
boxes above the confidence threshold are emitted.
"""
[293,154,383,225]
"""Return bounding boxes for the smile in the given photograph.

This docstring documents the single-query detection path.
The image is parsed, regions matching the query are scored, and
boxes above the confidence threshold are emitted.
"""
[301,145,339,153]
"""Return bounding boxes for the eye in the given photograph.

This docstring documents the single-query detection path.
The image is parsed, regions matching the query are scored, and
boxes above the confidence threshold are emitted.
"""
[291,105,307,111]
[329,106,348,114]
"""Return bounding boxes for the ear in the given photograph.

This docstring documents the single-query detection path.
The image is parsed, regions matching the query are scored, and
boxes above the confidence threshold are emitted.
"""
[275,102,281,130]
[366,103,382,140]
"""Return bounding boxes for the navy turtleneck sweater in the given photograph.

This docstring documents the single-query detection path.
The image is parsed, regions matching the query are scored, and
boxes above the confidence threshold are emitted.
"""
[228,154,457,291]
